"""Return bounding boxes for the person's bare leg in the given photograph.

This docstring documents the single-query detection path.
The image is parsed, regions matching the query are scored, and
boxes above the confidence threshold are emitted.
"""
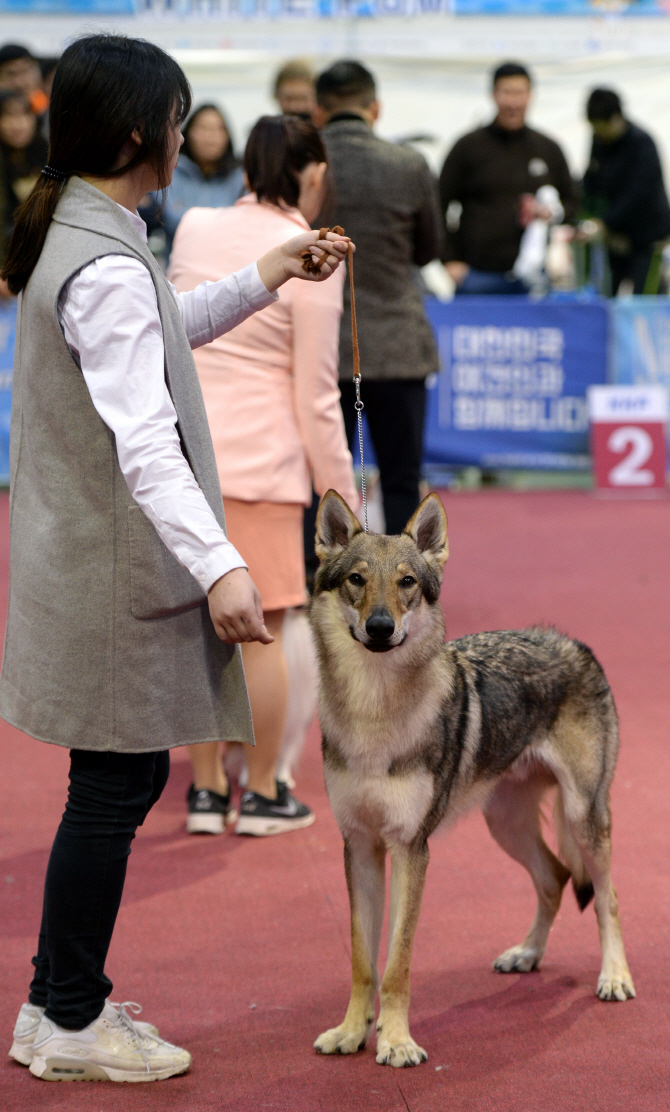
[189,742,228,796]
[242,609,287,801]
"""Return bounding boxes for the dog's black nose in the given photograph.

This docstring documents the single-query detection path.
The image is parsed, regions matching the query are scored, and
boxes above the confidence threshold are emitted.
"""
[365,608,395,642]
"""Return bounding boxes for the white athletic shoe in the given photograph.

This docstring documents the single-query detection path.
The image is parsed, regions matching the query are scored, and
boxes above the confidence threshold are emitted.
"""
[9,1000,160,1067]
[9,1003,45,1066]
[108,1001,160,1040]
[27,1001,191,1082]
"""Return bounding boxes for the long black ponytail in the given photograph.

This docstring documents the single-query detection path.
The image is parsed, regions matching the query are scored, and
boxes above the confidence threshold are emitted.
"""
[1,34,191,295]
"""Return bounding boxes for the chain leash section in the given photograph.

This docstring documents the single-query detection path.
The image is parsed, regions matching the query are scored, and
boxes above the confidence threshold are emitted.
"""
[301,229,368,532]
[347,241,369,533]
[354,372,368,534]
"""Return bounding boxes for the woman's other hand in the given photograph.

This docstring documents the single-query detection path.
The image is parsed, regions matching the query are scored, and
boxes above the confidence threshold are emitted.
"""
[257,229,355,292]
[208,567,274,644]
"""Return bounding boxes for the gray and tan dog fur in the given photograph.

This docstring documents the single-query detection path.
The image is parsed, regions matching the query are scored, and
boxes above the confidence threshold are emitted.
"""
[309,490,634,1069]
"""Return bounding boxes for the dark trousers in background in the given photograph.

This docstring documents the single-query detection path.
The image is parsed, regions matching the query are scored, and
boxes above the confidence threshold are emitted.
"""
[454,269,528,296]
[340,378,426,536]
[303,489,321,594]
[29,748,170,1030]
[609,247,655,295]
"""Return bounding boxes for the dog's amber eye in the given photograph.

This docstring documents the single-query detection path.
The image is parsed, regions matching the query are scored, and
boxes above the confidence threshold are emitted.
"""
[401,575,416,587]
[348,573,365,586]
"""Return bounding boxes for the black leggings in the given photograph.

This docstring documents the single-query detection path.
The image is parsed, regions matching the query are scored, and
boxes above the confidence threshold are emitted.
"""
[29,748,170,1030]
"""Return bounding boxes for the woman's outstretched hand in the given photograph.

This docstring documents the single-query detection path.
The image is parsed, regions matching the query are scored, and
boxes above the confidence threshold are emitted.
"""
[257,229,354,293]
[208,567,274,645]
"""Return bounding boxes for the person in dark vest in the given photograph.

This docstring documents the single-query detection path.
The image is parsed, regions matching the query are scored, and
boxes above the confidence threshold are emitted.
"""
[0,34,352,1084]
[582,87,670,295]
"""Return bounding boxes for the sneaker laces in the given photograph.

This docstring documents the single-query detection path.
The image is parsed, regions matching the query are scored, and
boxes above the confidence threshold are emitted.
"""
[111,1000,151,1074]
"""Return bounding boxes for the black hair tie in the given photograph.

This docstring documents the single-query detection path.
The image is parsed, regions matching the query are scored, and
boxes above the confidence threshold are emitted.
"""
[41,165,68,182]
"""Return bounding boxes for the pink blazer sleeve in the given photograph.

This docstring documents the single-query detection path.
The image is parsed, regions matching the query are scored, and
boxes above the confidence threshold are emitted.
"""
[290,270,359,511]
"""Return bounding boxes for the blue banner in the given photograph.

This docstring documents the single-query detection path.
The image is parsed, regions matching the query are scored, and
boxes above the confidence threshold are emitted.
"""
[454,0,664,12]
[0,0,132,9]
[609,296,670,449]
[0,295,645,487]
[424,296,608,470]
[609,297,670,392]
[0,301,16,486]
[3,0,665,12]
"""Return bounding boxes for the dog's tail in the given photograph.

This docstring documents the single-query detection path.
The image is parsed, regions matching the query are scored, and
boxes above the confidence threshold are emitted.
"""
[554,791,594,912]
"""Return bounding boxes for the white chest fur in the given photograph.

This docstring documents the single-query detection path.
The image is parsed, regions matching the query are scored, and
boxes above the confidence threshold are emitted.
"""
[314,594,450,845]
[320,672,439,845]
[324,763,434,845]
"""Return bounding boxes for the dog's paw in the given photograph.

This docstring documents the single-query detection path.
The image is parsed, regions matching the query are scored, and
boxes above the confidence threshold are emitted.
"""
[597,968,636,1002]
[376,1032,427,1068]
[314,1023,369,1055]
[493,944,541,974]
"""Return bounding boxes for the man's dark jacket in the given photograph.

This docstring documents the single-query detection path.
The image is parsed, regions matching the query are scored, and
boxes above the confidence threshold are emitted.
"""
[321,115,442,382]
[439,122,577,274]
[582,122,670,250]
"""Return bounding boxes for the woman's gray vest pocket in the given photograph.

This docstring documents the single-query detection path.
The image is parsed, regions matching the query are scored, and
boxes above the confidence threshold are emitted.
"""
[128,505,206,620]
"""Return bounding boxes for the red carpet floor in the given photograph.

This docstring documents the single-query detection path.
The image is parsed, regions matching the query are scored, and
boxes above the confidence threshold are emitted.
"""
[1,489,669,1112]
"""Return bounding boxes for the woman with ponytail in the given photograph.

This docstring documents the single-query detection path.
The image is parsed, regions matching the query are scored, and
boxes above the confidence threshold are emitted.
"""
[1,34,352,1084]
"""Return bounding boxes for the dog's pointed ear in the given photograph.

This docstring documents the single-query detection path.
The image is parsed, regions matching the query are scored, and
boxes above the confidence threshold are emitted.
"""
[404,493,449,571]
[315,490,362,562]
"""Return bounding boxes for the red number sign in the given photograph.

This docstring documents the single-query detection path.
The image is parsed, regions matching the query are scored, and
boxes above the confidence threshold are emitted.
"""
[588,386,668,492]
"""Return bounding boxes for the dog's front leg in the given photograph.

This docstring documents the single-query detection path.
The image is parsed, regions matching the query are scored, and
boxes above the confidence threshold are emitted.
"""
[314,833,385,1056]
[376,840,429,1067]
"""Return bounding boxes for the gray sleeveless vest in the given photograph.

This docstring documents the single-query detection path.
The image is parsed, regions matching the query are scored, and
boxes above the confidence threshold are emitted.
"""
[0,177,253,752]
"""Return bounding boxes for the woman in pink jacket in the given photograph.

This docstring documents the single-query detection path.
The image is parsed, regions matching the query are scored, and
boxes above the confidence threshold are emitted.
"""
[169,115,357,837]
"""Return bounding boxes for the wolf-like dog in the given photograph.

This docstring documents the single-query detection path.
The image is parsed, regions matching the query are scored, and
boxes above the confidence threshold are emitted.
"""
[309,490,634,1069]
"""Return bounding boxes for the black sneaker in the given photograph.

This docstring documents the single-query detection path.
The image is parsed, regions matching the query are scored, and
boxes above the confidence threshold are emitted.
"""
[186,784,231,835]
[235,781,315,837]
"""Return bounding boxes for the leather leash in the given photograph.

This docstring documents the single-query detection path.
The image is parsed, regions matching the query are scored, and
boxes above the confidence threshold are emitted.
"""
[301,227,369,532]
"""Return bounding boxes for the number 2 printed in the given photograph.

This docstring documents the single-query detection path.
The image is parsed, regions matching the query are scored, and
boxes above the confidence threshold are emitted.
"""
[607,426,654,487]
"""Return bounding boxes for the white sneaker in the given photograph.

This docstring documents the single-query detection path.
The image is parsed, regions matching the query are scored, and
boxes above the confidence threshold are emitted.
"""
[9,1003,45,1066]
[9,1000,160,1067]
[108,1001,160,1040]
[28,1001,191,1082]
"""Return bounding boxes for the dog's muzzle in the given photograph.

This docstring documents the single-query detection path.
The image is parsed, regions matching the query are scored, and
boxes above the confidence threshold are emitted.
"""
[362,607,398,653]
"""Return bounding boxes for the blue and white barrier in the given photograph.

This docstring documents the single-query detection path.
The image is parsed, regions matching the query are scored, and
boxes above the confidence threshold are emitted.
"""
[2,295,670,487]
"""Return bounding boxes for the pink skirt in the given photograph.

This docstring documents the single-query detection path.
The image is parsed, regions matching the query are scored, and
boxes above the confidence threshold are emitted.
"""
[223,499,306,613]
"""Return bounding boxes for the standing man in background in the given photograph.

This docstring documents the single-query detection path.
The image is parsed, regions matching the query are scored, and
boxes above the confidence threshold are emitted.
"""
[439,61,576,294]
[272,59,316,121]
[582,88,670,295]
[315,59,442,535]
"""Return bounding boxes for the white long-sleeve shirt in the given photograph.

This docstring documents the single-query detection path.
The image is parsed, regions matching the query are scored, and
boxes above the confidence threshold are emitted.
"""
[57,205,278,592]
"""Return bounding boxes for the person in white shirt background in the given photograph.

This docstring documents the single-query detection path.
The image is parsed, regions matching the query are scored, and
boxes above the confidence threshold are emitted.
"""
[0,33,353,1084]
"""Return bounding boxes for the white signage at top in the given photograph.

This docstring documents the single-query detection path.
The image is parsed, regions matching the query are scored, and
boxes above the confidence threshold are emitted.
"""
[588,385,668,424]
